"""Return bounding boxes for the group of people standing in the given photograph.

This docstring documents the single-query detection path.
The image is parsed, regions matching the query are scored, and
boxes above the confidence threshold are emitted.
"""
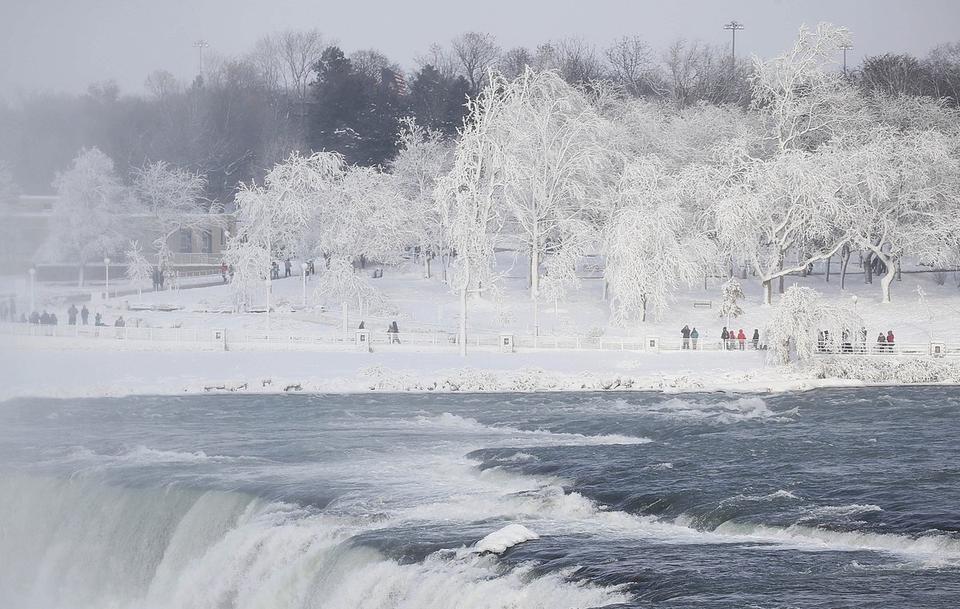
[358,320,402,344]
[816,329,896,354]
[680,325,760,350]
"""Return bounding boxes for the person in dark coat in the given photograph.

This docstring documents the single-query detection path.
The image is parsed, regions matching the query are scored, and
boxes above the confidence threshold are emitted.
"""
[690,327,699,350]
[81,305,89,325]
[29,311,40,324]
[358,321,365,329]
[752,329,760,350]
[50,313,57,325]
[877,332,886,353]
[388,321,401,344]
[721,327,729,350]
[681,325,691,349]
[284,259,292,278]
[40,311,50,325]
[95,312,103,326]
[68,304,78,325]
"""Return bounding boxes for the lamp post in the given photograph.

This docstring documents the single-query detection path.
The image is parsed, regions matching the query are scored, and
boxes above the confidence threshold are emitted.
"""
[28,267,36,313]
[301,262,308,307]
[851,294,858,311]
[104,257,111,299]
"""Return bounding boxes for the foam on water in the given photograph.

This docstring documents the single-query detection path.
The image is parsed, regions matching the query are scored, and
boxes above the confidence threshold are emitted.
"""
[414,412,652,445]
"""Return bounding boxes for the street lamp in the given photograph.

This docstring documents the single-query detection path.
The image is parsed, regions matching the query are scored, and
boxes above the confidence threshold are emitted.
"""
[28,267,36,313]
[104,257,111,299]
[851,294,858,310]
[300,262,308,307]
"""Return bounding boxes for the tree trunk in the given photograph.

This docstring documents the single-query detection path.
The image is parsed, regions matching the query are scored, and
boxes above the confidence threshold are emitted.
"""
[602,280,608,301]
[763,279,773,306]
[78,262,86,288]
[424,255,431,279]
[342,302,350,335]
[864,251,874,284]
[881,267,895,303]
[825,255,831,283]
[840,246,851,290]
[530,245,539,299]
[895,260,902,282]
[778,275,785,294]
[641,294,647,323]
[458,286,468,357]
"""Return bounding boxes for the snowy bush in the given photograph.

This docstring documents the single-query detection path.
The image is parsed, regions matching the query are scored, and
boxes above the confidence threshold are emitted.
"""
[766,286,862,364]
[718,278,744,323]
[812,356,960,384]
[124,241,153,298]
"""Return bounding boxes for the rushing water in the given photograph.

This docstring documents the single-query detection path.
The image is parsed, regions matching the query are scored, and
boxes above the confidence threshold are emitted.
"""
[0,388,958,608]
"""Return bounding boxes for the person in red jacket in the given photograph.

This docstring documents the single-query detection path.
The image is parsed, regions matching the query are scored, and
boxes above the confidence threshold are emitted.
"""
[886,330,895,352]
[737,329,746,350]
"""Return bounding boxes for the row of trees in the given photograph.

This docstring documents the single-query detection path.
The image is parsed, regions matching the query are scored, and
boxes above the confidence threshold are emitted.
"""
[43,148,216,285]
[4,26,958,203]
[222,24,960,353]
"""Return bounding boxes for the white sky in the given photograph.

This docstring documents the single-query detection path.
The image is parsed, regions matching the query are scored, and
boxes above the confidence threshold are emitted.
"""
[1,0,958,97]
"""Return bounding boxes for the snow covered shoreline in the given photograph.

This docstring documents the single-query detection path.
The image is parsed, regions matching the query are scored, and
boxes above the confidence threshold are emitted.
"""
[0,335,892,402]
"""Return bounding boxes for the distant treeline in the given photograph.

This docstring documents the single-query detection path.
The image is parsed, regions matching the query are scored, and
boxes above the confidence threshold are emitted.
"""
[0,29,958,203]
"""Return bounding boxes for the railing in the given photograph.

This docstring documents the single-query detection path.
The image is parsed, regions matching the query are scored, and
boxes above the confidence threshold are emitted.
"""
[4,322,958,358]
[153,253,222,266]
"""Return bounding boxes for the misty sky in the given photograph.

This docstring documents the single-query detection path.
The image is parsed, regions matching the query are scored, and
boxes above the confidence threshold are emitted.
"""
[1,0,959,97]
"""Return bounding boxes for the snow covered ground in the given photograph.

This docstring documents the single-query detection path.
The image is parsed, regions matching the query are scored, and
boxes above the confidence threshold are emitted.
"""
[2,257,959,402]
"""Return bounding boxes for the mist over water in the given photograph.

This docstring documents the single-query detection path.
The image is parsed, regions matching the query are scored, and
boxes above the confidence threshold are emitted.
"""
[1,388,958,608]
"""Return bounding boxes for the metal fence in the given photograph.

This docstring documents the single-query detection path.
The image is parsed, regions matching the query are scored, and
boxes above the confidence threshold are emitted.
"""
[3,322,959,358]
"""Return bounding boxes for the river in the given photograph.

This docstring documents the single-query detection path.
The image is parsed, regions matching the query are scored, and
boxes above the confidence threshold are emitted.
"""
[0,388,957,608]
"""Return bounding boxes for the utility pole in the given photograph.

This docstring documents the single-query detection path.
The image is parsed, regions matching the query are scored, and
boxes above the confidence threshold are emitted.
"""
[193,40,209,77]
[723,21,745,65]
[839,43,853,77]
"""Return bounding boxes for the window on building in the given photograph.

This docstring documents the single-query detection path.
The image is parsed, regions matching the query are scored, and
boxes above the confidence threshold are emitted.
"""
[201,230,213,254]
[179,229,193,253]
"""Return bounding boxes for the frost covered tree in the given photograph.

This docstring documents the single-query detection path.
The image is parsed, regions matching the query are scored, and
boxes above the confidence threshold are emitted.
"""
[436,85,505,355]
[133,161,212,267]
[226,151,344,317]
[714,142,852,305]
[846,125,960,303]
[390,118,453,279]
[124,241,153,299]
[492,68,611,299]
[766,286,862,364]
[603,160,714,323]
[718,278,745,327]
[312,257,386,333]
[47,148,131,286]
[303,164,406,268]
[752,23,867,152]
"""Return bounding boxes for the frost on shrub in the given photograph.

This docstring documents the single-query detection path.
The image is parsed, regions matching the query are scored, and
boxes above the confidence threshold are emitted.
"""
[718,278,744,323]
[766,286,862,364]
[813,356,960,384]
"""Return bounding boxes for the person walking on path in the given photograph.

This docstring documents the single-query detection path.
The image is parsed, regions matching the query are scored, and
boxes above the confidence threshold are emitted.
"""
[691,327,699,350]
[721,327,729,350]
[81,305,89,325]
[752,329,760,350]
[681,325,691,350]
[388,321,401,344]
[67,304,78,325]
[737,329,746,350]
[284,259,292,278]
